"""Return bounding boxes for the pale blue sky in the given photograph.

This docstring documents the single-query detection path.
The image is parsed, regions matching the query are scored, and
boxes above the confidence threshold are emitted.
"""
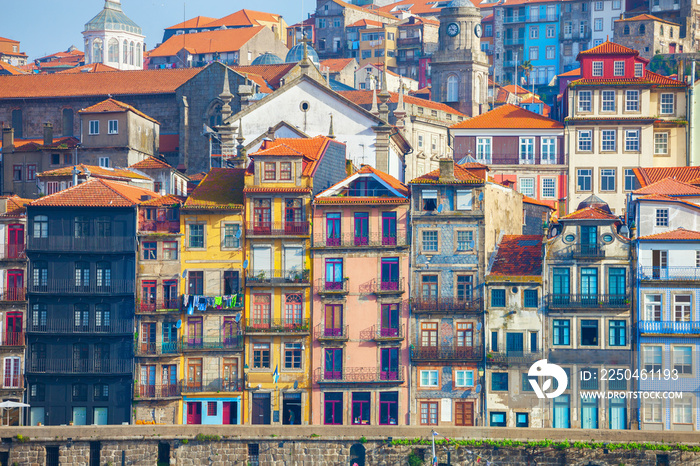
[2,0,315,61]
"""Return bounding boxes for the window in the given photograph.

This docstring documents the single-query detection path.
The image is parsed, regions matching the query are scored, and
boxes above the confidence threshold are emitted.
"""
[654,133,668,154]
[614,61,624,76]
[98,157,110,168]
[601,130,616,151]
[635,63,643,77]
[12,165,21,182]
[613,0,621,8]
[643,346,662,372]
[519,178,535,197]
[89,120,99,135]
[644,294,662,321]
[421,189,437,211]
[600,169,616,191]
[519,138,534,163]
[27,164,36,181]
[553,319,570,345]
[529,47,539,60]
[142,241,157,260]
[601,90,615,111]
[674,295,692,322]
[456,275,473,302]
[280,162,292,180]
[476,137,491,162]
[578,130,592,151]
[673,399,692,424]
[541,138,556,163]
[420,402,438,425]
[455,370,474,388]
[529,26,538,39]
[95,304,110,328]
[578,91,592,112]
[541,178,556,198]
[581,320,599,346]
[673,346,692,374]
[252,294,271,327]
[624,169,636,191]
[524,289,538,308]
[264,162,276,180]
[3,357,20,388]
[72,383,88,402]
[564,21,572,35]
[625,90,639,111]
[455,190,473,210]
[491,289,506,307]
[163,241,178,260]
[97,261,111,287]
[189,224,204,248]
[421,275,438,300]
[490,412,506,427]
[580,368,598,390]
[655,209,669,227]
[324,393,342,425]
[253,343,270,369]
[284,343,302,369]
[108,120,118,134]
[456,231,473,251]
[660,93,674,114]
[422,230,438,252]
[446,74,458,102]
[492,373,508,391]
[546,46,555,60]
[594,18,603,31]
[420,370,439,388]
[284,293,302,326]
[609,320,626,346]
[223,224,241,248]
[644,399,662,423]
[546,25,555,38]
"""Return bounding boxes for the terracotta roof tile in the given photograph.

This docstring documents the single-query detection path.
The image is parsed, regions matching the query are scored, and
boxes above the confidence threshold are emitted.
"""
[165,16,217,30]
[0,61,26,75]
[2,195,31,216]
[450,103,563,129]
[374,0,475,15]
[348,19,385,28]
[356,165,409,196]
[637,227,700,241]
[489,235,543,277]
[315,197,408,204]
[130,157,173,170]
[502,84,530,95]
[633,177,700,196]
[558,68,581,78]
[14,137,80,152]
[337,0,397,20]
[615,14,680,26]
[57,63,118,74]
[250,143,304,157]
[570,69,685,88]
[633,167,700,187]
[150,27,265,57]
[251,136,334,176]
[204,9,281,28]
[230,63,296,89]
[410,162,485,185]
[560,206,619,221]
[189,172,208,182]
[523,196,556,209]
[140,194,185,206]
[184,168,245,209]
[635,194,700,210]
[320,58,357,73]
[0,68,202,99]
[79,98,159,124]
[31,178,159,207]
[338,90,465,116]
[38,164,150,181]
[577,40,639,57]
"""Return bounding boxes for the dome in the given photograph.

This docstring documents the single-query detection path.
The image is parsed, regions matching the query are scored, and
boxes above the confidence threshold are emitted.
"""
[251,53,283,66]
[576,194,612,214]
[448,0,474,6]
[84,0,142,35]
[285,42,320,66]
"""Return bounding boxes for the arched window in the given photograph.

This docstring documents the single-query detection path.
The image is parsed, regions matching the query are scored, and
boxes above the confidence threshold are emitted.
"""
[84,39,90,62]
[638,24,646,35]
[208,102,223,127]
[136,43,142,67]
[92,38,103,63]
[62,108,74,137]
[623,25,630,35]
[446,74,459,102]
[123,41,128,64]
[107,38,119,63]
[475,76,482,104]
[129,42,135,65]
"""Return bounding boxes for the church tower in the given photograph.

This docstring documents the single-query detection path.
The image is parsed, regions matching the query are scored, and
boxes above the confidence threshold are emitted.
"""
[83,0,145,70]
[430,0,489,117]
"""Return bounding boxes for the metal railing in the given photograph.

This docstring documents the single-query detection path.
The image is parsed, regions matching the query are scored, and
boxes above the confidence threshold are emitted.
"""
[246,222,309,236]
[572,244,604,258]
[504,37,525,45]
[245,319,310,334]
[134,341,179,356]
[181,378,243,393]
[245,269,310,285]
[375,324,404,341]
[27,358,132,374]
[28,280,134,294]
[180,336,244,351]
[27,236,136,252]
[179,294,243,312]
[639,321,700,334]
[134,382,181,399]
[0,288,25,301]
[315,279,349,295]
[137,299,181,313]
[481,155,565,165]
[139,220,180,234]
[487,349,543,365]
[638,267,700,281]
[0,331,23,346]
[28,320,133,334]
[0,244,25,260]
[546,294,630,309]
[312,233,408,248]
[314,323,349,341]
[503,15,527,23]
[362,278,405,294]
[411,345,482,362]
[314,366,404,383]
[410,297,483,314]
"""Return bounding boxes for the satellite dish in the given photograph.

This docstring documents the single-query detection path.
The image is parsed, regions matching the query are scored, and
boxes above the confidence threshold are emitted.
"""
[243,259,249,269]
[475,384,482,393]
[235,229,242,239]
[182,270,187,278]
[479,192,484,201]
[176,320,182,329]
[293,380,298,389]
[476,322,482,331]
[235,314,241,323]
[437,204,443,213]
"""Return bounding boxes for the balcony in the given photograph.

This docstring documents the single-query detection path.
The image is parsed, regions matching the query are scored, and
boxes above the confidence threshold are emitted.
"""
[139,220,180,234]
[245,318,310,335]
[532,13,559,22]
[27,320,133,335]
[639,321,700,335]
[27,236,136,253]
[315,279,349,296]
[504,37,525,46]
[546,294,630,310]
[246,222,309,237]
[481,154,566,166]
[487,349,543,366]
[314,366,404,384]
[397,37,421,47]
[572,244,604,259]
[315,323,349,342]
[410,297,483,314]
[504,14,527,23]
[0,331,23,347]
[179,293,243,313]
[181,378,243,393]
[136,299,181,314]
[180,336,244,351]
[27,358,132,374]
[560,28,591,41]
[134,341,179,356]
[638,267,700,282]
[246,269,310,286]
[313,233,408,249]
[362,278,405,295]
[133,382,181,400]
[410,344,482,362]
[0,288,25,302]
[0,244,25,260]
[374,324,405,342]
[28,280,134,295]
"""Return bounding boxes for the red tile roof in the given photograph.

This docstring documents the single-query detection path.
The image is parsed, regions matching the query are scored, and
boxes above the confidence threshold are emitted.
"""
[320,58,357,73]
[243,187,312,193]
[410,162,485,185]
[31,178,159,207]
[348,19,385,28]
[0,61,26,75]
[252,136,335,176]
[577,40,639,57]
[2,195,31,216]
[130,157,173,170]
[615,14,680,26]
[78,98,159,124]
[38,164,151,181]
[337,0,397,20]
[450,103,563,129]
[140,194,185,207]
[184,168,245,209]
[356,164,409,196]
[250,143,304,157]
[637,227,700,241]
[489,235,543,277]
[558,68,581,78]
[338,90,465,116]
[14,136,80,152]
[57,63,118,74]
[374,0,474,15]
[165,16,217,30]
[189,172,208,182]
[204,9,282,28]
[231,63,296,89]
[560,206,619,221]
[502,84,530,95]
[633,167,700,187]
[0,68,202,99]
[150,27,265,57]
[523,196,556,209]
[633,177,700,197]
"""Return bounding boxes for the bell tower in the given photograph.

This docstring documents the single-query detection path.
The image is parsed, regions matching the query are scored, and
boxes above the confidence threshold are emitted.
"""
[430,0,489,117]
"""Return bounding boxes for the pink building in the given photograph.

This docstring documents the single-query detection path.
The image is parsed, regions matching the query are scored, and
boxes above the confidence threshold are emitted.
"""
[311,165,410,426]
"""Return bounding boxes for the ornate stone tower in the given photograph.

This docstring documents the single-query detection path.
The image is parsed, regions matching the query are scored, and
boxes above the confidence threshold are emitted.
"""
[83,0,145,70]
[430,0,489,117]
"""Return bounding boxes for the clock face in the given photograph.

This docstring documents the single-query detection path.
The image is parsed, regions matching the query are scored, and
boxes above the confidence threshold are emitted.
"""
[475,24,483,38]
[447,22,460,37]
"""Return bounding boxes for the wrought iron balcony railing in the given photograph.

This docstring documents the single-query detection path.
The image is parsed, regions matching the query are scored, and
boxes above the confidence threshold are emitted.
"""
[139,220,180,234]
[27,358,132,374]
[314,278,349,295]
[246,222,309,236]
[572,244,604,259]
[181,378,243,393]
[28,280,134,295]
[134,341,179,356]
[410,344,482,362]
[27,236,136,253]
[133,382,181,399]
[639,321,700,334]
[0,244,25,260]
[312,233,408,248]
[245,269,310,286]
[360,278,405,295]
[0,288,25,301]
[487,349,543,366]
[137,299,181,313]
[375,324,405,341]
[0,331,23,346]
[28,320,133,334]
[638,267,700,282]
[314,323,349,341]
[410,297,483,314]
[245,319,310,334]
[180,336,244,351]
[314,366,404,384]
[546,294,630,310]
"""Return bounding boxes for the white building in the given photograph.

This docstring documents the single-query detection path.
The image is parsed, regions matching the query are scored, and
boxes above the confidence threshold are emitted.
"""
[355,63,419,92]
[591,0,622,47]
[83,0,145,70]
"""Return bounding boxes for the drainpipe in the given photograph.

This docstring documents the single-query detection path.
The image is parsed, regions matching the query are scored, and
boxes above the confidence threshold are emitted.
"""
[688,60,695,166]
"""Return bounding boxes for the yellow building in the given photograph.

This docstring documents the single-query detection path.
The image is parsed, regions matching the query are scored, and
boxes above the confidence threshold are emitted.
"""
[243,135,347,425]
[179,168,246,425]
[347,20,398,69]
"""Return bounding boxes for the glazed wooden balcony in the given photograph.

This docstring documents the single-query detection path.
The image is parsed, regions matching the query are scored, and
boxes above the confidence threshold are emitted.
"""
[409,297,483,314]
[133,382,181,400]
[314,366,404,384]
[181,378,243,393]
[410,344,482,362]
[245,319,310,335]
[246,221,309,237]
[27,235,135,253]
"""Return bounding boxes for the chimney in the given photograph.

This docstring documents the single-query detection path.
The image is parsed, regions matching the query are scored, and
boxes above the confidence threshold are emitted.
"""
[71,166,80,187]
[438,157,455,182]
[43,122,53,146]
[2,127,14,152]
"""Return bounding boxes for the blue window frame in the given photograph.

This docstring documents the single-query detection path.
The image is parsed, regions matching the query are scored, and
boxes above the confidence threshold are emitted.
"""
[553,319,570,345]
[609,320,626,346]
[490,411,506,427]
[491,289,506,307]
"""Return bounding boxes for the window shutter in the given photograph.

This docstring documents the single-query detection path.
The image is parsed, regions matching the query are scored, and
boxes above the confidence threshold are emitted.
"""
[456,190,473,210]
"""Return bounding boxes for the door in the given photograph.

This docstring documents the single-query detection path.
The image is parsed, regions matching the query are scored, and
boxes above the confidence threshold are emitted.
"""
[324,348,342,380]
[5,312,22,346]
[580,226,597,254]
[608,268,626,304]
[223,359,237,391]
[380,304,399,337]
[609,398,627,429]
[162,365,177,396]
[325,259,343,290]
[186,402,201,424]
[354,213,369,245]
[93,407,108,425]
[140,365,156,397]
[581,397,598,429]
[553,395,570,428]
[223,317,237,349]
[580,268,598,304]
[455,402,474,426]
[283,393,302,425]
[382,212,397,245]
[187,359,202,390]
[141,323,156,354]
[325,304,342,336]
[7,224,23,259]
[284,246,303,279]
[552,268,570,304]
[380,258,399,290]
[326,213,341,246]
[6,271,23,301]
[72,407,87,425]
[284,199,303,234]
[252,246,271,277]
[251,393,271,425]
[380,348,399,380]
[222,402,232,425]
[187,318,202,348]
[506,332,524,356]
[652,250,667,279]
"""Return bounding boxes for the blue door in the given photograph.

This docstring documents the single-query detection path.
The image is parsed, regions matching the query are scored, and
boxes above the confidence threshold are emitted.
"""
[72,407,87,425]
[609,398,627,429]
[553,395,570,428]
[93,407,108,425]
[581,397,598,429]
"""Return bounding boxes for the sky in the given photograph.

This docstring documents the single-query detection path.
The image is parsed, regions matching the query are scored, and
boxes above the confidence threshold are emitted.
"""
[1,0,316,61]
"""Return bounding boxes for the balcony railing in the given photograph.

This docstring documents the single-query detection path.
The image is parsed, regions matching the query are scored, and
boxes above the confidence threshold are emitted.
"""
[315,323,349,341]
[180,336,244,351]
[410,297,483,314]
[246,269,310,286]
[181,378,243,393]
[532,13,559,22]
[504,37,525,45]
[27,236,136,252]
[314,366,404,384]
[0,244,25,260]
[246,222,309,237]
[638,267,700,282]
[397,37,421,47]
[315,278,349,295]
[133,382,181,399]
[180,294,243,312]
[134,341,179,356]
[375,324,405,341]
[560,28,591,41]
[0,331,23,346]
[29,280,134,295]
[362,278,405,295]
[572,244,604,259]
[27,358,132,374]
[246,318,310,334]
[411,345,482,362]
[139,220,180,234]
[28,320,133,334]
[0,288,25,301]
[546,294,629,310]
[639,321,700,334]
[313,233,408,248]
[487,349,543,366]
[504,15,527,23]
[476,155,565,166]
[137,299,181,313]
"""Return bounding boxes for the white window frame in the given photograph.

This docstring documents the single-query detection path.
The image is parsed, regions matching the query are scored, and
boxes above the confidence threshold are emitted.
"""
[577,169,592,191]
[2,356,20,388]
[89,120,99,135]
[644,399,662,423]
[654,132,668,154]
[592,61,603,77]
[541,138,556,163]
[541,178,556,199]
[600,168,616,191]
[625,90,639,111]
[601,130,616,151]
[519,177,535,197]
[455,190,473,211]
[108,120,118,135]
[578,130,592,151]
[420,369,439,388]
[578,91,592,112]
[476,137,492,162]
[660,93,674,114]
[594,18,603,31]
[529,46,539,60]
[601,90,615,111]
[634,63,643,77]
[673,398,693,424]
[546,25,555,38]
[545,45,555,60]
[455,369,474,388]
[625,129,640,152]
[519,137,535,163]
[614,61,625,76]
[98,157,110,168]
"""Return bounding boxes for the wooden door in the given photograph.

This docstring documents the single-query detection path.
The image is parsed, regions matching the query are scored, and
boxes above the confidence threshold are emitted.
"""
[186,402,201,424]
[455,402,474,426]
